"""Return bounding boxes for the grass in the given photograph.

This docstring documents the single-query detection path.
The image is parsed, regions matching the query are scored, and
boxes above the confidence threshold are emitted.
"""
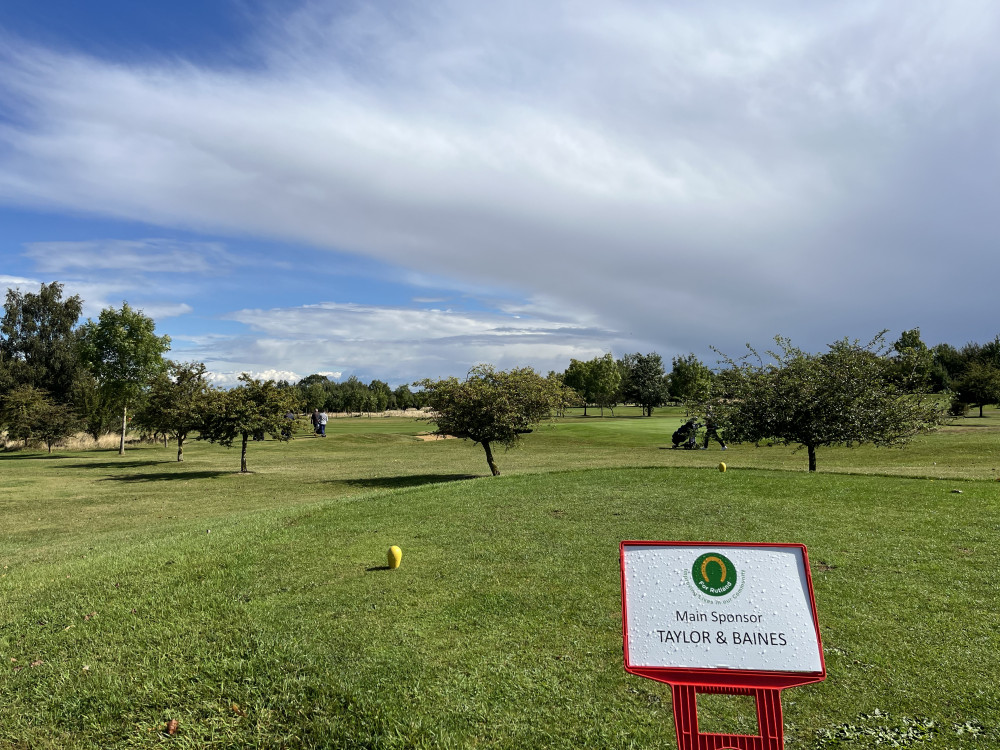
[2,408,999,748]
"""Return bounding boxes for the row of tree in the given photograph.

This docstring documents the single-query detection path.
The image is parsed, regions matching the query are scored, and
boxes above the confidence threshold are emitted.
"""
[555,329,1000,420]
[558,352,712,417]
[2,282,999,475]
[0,283,303,469]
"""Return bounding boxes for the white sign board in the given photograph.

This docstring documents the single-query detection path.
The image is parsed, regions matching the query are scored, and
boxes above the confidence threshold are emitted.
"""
[621,543,823,674]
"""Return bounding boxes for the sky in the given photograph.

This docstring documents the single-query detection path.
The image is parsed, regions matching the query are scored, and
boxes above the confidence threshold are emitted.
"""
[1,1,999,387]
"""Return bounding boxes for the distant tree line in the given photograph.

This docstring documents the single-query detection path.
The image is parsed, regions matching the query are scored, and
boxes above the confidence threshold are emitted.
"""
[2,281,998,474]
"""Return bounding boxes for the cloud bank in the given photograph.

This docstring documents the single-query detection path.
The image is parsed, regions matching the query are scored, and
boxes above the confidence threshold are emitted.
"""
[2,0,1000,380]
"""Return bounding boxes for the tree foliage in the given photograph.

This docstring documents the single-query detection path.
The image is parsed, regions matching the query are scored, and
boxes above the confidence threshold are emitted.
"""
[563,354,621,416]
[0,385,81,452]
[952,362,1000,418]
[418,365,559,476]
[668,353,714,403]
[136,361,214,461]
[702,333,945,471]
[890,328,934,392]
[619,352,669,416]
[78,303,171,454]
[197,375,297,472]
[0,282,84,403]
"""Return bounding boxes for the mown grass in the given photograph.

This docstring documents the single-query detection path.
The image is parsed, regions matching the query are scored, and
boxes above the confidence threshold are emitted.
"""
[1,409,999,748]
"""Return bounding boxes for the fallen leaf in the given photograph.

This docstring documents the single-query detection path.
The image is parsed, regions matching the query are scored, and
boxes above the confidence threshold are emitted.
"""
[84,612,97,621]
[30,660,44,668]
[166,719,179,736]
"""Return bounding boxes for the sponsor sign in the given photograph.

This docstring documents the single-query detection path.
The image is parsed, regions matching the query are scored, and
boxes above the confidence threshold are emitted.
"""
[621,542,824,678]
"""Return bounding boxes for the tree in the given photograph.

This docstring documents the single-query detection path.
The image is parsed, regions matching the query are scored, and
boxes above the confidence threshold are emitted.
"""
[668,353,713,403]
[368,380,391,412]
[702,334,944,472]
[589,353,621,416]
[889,329,933,392]
[929,343,964,392]
[563,354,621,416]
[418,365,559,476]
[136,361,213,461]
[620,352,669,416]
[0,385,48,447]
[78,303,171,455]
[546,371,579,417]
[0,385,80,452]
[562,359,595,415]
[69,371,117,441]
[0,282,84,403]
[952,362,1000,418]
[197,375,297,472]
[32,397,84,453]
[393,384,415,410]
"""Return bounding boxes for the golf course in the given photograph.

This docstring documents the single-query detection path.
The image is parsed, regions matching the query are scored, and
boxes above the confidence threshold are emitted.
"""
[2,407,997,749]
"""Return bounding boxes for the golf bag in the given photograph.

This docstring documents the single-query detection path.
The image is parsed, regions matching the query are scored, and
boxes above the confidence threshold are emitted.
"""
[671,420,702,449]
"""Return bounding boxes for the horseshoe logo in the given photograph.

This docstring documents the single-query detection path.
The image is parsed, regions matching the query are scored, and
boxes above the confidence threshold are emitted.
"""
[692,552,737,597]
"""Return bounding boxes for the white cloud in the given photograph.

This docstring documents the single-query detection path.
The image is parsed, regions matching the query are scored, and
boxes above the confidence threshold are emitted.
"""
[0,275,41,289]
[205,369,302,388]
[168,298,618,384]
[23,239,236,274]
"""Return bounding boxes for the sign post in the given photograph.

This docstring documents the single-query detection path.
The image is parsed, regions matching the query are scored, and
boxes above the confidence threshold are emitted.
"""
[620,541,826,750]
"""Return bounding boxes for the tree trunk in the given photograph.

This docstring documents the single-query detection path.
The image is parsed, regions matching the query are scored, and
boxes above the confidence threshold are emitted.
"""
[241,433,249,473]
[177,435,184,462]
[980,404,985,418]
[482,441,500,476]
[583,403,588,416]
[807,445,817,472]
[119,405,127,455]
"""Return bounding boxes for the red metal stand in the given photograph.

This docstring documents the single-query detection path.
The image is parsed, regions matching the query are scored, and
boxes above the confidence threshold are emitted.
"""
[671,684,785,750]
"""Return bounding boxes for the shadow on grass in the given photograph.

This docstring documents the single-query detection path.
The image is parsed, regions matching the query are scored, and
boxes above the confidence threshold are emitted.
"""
[337,473,478,490]
[101,470,234,482]
[57,460,170,470]
[365,565,393,572]
[0,452,73,460]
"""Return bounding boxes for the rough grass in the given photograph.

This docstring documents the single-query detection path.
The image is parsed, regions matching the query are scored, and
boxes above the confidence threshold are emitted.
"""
[1,407,998,748]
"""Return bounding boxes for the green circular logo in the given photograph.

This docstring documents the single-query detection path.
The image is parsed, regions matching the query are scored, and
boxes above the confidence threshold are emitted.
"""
[692,552,737,597]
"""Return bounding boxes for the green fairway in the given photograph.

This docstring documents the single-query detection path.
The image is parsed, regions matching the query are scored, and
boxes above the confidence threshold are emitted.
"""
[2,411,999,748]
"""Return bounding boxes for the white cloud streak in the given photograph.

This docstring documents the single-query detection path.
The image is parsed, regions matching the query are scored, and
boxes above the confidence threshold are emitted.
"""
[173,300,616,385]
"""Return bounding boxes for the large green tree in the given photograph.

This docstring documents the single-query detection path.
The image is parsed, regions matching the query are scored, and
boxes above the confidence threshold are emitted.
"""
[703,334,944,472]
[952,362,1000,418]
[0,385,81,452]
[619,352,669,416]
[0,282,84,403]
[418,365,559,476]
[563,354,621,416]
[78,303,171,454]
[890,328,934,392]
[197,375,297,473]
[136,361,214,461]
[668,353,714,403]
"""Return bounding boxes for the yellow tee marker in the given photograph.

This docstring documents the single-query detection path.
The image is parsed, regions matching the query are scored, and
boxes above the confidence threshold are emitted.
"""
[718,462,727,473]
[388,546,402,569]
